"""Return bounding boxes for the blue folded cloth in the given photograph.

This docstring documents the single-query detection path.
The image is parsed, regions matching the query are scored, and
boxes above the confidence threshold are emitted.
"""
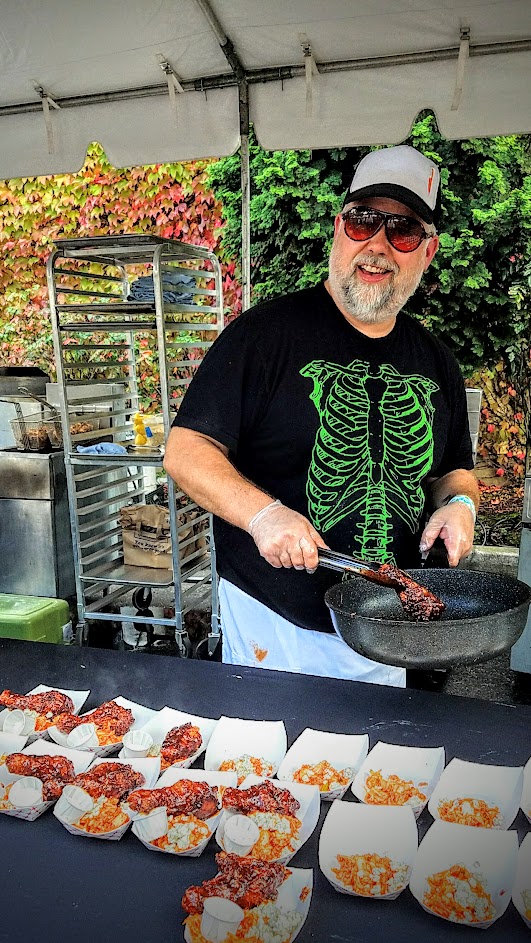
[128,273,195,305]
[77,443,128,455]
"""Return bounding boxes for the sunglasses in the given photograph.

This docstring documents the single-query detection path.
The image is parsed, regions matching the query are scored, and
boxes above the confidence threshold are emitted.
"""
[341,206,432,253]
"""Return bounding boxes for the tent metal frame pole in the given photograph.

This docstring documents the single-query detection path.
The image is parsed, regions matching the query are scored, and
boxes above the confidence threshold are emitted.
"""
[240,129,251,312]
[194,0,251,310]
[2,38,530,117]
[239,80,251,312]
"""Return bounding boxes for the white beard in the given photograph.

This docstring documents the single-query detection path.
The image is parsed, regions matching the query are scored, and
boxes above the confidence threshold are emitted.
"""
[328,248,425,324]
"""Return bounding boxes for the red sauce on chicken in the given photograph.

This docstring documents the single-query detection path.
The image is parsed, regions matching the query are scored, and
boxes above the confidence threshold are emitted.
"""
[6,753,75,801]
[54,700,133,738]
[222,779,300,817]
[377,564,446,621]
[128,779,219,819]
[72,762,144,801]
[182,852,288,914]
[160,723,202,767]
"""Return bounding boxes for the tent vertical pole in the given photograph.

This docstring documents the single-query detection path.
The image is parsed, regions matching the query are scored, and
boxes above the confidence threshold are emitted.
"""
[239,80,251,312]
[240,130,251,312]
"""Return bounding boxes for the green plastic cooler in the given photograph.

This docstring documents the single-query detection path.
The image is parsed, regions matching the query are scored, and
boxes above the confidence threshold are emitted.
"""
[0,594,70,643]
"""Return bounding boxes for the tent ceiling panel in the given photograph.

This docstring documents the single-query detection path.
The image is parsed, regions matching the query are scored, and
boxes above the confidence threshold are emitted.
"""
[0,88,240,179]
[214,0,531,66]
[252,51,531,150]
[0,0,530,179]
[0,0,228,104]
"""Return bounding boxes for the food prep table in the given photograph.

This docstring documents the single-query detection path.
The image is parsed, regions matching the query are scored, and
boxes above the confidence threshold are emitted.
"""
[0,637,529,943]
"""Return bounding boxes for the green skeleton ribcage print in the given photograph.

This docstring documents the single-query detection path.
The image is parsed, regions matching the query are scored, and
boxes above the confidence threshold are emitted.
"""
[300,359,439,563]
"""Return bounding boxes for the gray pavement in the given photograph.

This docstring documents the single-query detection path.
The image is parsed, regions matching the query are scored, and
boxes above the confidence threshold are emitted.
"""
[407,652,531,707]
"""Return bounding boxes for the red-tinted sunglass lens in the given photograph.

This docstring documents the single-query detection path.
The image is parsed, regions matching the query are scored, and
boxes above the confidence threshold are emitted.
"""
[343,211,382,242]
[386,217,425,252]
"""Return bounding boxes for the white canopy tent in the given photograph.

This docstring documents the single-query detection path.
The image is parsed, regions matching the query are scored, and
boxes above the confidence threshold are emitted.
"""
[1,0,531,302]
[2,0,531,174]
[2,1,531,670]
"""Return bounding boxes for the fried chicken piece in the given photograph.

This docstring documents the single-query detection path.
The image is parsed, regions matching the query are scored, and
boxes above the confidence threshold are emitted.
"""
[6,753,76,801]
[73,762,144,801]
[128,779,219,819]
[160,723,202,766]
[222,779,300,816]
[182,852,287,914]
[377,563,446,621]
[54,700,134,737]
[0,689,74,717]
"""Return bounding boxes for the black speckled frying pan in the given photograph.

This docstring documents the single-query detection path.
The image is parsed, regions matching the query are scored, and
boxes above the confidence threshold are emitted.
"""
[324,568,531,669]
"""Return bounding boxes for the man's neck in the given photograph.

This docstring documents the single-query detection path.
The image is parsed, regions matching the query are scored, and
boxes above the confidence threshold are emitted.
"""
[324,279,397,338]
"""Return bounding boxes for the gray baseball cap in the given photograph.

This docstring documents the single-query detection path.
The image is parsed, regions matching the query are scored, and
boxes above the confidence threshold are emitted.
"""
[343,145,441,225]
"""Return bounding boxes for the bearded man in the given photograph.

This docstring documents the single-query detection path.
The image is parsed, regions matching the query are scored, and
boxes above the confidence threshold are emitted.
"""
[164,145,479,685]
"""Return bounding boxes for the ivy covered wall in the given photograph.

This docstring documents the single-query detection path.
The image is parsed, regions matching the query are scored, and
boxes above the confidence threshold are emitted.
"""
[0,143,241,382]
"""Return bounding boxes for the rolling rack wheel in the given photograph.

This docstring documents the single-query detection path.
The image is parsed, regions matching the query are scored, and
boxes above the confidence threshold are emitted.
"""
[193,634,222,661]
[131,586,154,648]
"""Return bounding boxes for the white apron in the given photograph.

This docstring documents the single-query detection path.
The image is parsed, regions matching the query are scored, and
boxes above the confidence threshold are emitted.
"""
[219,578,406,687]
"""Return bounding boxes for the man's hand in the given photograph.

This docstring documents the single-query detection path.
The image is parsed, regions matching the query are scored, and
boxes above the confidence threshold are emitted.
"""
[420,502,475,567]
[248,502,329,571]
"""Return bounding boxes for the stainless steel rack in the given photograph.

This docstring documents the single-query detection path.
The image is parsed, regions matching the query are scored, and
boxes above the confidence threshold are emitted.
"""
[47,235,223,654]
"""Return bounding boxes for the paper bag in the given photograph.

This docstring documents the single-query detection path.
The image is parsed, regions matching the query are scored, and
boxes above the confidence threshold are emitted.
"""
[120,505,172,569]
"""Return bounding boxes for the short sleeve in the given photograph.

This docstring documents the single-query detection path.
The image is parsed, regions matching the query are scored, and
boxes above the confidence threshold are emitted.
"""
[435,355,474,477]
[171,312,269,453]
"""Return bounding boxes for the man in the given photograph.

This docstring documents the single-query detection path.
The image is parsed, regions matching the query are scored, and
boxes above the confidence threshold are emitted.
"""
[164,145,479,686]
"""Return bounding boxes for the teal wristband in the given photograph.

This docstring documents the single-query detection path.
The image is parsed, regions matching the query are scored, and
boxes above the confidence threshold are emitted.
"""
[447,494,477,523]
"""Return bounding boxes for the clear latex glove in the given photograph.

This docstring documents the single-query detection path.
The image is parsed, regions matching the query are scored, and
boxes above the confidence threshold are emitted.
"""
[419,502,475,567]
[247,500,328,571]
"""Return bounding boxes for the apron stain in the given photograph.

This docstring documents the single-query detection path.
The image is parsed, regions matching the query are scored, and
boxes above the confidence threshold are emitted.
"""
[251,642,268,662]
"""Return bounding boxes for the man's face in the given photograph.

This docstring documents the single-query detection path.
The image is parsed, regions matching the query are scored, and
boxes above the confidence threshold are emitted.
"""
[327,197,439,325]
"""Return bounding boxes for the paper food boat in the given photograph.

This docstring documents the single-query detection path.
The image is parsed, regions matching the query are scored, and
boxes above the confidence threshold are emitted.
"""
[54,756,160,839]
[0,730,29,764]
[130,767,237,857]
[319,799,417,899]
[118,705,217,769]
[48,696,156,757]
[277,728,368,800]
[409,820,518,928]
[183,865,313,943]
[0,738,94,821]
[511,832,531,929]
[0,685,90,743]
[428,757,523,829]
[216,774,320,864]
[521,756,531,825]
[205,716,287,784]
[352,741,445,818]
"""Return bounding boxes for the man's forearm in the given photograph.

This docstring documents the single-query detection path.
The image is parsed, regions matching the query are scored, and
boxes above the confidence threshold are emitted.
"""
[163,426,274,532]
[428,468,480,511]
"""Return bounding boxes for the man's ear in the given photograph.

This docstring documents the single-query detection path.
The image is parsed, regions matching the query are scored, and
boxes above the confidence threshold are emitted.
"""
[424,234,439,270]
[333,213,343,236]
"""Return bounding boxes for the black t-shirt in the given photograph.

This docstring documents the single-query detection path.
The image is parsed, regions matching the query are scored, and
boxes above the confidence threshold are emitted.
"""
[173,283,473,633]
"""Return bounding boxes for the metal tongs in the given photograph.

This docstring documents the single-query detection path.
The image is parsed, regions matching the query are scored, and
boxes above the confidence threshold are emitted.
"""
[317,548,405,589]
[318,547,447,619]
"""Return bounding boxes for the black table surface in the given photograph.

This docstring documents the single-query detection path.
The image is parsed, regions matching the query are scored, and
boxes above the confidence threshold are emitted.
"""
[0,638,530,943]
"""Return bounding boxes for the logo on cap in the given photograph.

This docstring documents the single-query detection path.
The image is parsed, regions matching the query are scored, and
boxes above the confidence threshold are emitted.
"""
[427,168,435,194]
